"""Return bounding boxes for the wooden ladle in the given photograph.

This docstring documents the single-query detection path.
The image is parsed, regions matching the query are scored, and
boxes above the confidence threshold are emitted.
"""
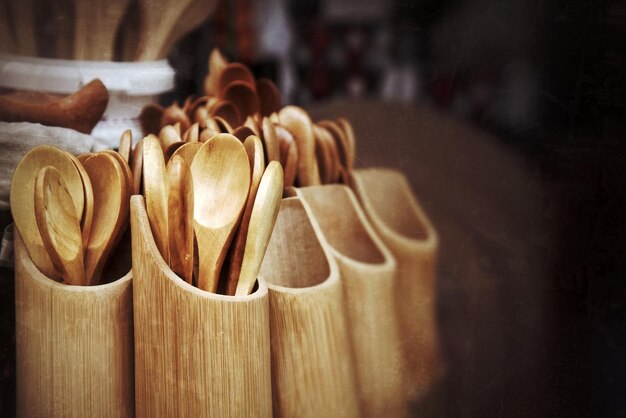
[34,166,86,286]
[190,134,251,292]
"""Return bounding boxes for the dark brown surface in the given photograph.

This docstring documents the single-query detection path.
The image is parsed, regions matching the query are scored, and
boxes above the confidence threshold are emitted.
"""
[308,100,554,417]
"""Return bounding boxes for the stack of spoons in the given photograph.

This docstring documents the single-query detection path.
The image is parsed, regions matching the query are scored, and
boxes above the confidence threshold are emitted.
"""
[10,144,132,285]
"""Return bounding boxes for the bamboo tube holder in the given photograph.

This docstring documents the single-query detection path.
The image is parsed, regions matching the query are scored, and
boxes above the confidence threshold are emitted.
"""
[351,168,442,399]
[130,195,272,418]
[293,185,406,418]
[258,197,360,418]
[14,229,134,418]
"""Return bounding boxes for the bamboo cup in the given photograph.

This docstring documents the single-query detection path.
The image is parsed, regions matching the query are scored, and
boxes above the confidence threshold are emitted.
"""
[293,185,406,418]
[130,195,272,418]
[258,197,360,418]
[351,168,441,399]
[14,229,134,418]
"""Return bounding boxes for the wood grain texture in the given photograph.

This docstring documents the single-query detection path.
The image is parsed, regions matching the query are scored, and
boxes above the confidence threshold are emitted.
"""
[130,196,272,418]
[295,185,406,417]
[352,168,441,400]
[14,231,134,418]
[259,197,360,418]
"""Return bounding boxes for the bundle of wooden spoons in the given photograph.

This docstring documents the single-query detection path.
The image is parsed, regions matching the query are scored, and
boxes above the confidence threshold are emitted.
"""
[10,144,131,285]
[139,48,357,189]
[134,126,284,295]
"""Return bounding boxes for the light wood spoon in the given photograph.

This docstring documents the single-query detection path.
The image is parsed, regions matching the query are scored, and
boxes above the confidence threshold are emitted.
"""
[234,161,284,296]
[226,135,265,295]
[66,152,94,247]
[82,153,128,285]
[203,48,229,96]
[142,135,169,262]
[167,155,194,284]
[275,125,298,188]
[216,63,256,98]
[190,134,250,292]
[278,106,321,186]
[211,100,242,128]
[34,166,86,285]
[169,141,203,165]
[261,117,280,162]
[118,129,132,163]
[10,145,84,280]
[223,81,260,119]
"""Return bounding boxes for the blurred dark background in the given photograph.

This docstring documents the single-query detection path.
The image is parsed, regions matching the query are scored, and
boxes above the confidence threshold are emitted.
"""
[163,0,625,415]
[1,0,624,416]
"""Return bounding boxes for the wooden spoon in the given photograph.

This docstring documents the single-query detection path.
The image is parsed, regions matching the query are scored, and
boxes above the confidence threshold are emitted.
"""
[167,154,194,284]
[169,141,203,165]
[159,125,182,152]
[160,102,191,133]
[66,152,94,247]
[225,135,266,295]
[139,103,164,136]
[10,145,84,280]
[82,153,127,285]
[223,81,260,119]
[34,166,86,286]
[131,138,144,195]
[216,63,256,98]
[142,135,169,262]
[136,0,195,60]
[203,48,229,96]
[261,117,280,162]
[232,126,256,142]
[0,79,109,134]
[211,100,242,128]
[278,106,320,186]
[256,78,282,116]
[275,125,298,188]
[183,122,200,142]
[118,129,133,164]
[234,161,284,296]
[190,134,251,292]
[214,116,234,134]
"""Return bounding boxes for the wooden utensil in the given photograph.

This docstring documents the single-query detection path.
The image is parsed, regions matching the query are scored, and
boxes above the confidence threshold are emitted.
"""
[34,166,86,285]
[168,141,203,165]
[118,129,133,163]
[139,103,164,136]
[66,152,94,247]
[167,155,194,284]
[233,161,284,296]
[136,0,195,60]
[142,135,169,262]
[10,145,85,279]
[160,102,191,133]
[159,125,182,152]
[74,0,131,60]
[275,125,298,188]
[102,149,134,196]
[190,134,250,292]
[232,126,256,142]
[256,78,282,117]
[223,81,259,119]
[216,63,255,98]
[214,116,234,134]
[0,79,109,134]
[203,48,229,96]
[131,138,144,195]
[183,122,199,142]
[261,117,280,162]
[211,100,242,128]
[278,106,321,186]
[225,135,265,295]
[82,153,128,285]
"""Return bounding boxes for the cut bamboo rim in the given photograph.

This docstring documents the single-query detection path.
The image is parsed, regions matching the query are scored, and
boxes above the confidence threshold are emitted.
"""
[258,197,360,418]
[130,195,272,418]
[351,167,441,399]
[14,229,134,418]
[293,185,406,417]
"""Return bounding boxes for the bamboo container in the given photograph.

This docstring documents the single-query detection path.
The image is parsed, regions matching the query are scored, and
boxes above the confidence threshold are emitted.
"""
[258,197,360,418]
[130,195,272,418]
[293,185,406,417]
[14,229,134,418]
[351,168,441,399]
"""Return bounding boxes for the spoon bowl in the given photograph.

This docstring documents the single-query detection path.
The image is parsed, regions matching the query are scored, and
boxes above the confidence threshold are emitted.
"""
[190,134,251,292]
